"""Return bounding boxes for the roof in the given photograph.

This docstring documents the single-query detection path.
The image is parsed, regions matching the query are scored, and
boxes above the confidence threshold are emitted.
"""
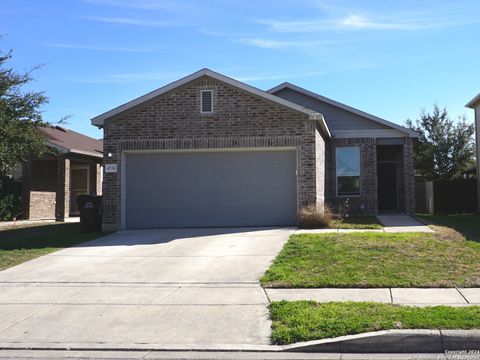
[39,126,103,158]
[268,82,419,138]
[466,92,480,108]
[90,68,331,138]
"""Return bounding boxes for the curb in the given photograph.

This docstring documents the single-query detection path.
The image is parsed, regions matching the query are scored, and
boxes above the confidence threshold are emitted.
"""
[0,330,479,353]
[283,329,480,353]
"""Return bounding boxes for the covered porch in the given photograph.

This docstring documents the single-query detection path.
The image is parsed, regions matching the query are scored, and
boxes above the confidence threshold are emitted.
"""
[376,138,415,213]
[24,154,102,221]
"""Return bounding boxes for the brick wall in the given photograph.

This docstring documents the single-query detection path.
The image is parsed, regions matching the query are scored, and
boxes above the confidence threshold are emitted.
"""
[326,137,415,215]
[102,76,324,229]
[326,138,378,214]
[55,156,70,221]
[29,191,56,219]
[315,127,326,212]
[23,159,57,220]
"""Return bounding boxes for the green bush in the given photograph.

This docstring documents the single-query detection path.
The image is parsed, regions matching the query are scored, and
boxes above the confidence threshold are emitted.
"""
[0,175,23,221]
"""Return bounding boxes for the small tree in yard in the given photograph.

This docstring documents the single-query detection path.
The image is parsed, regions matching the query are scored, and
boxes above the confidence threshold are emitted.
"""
[406,105,475,181]
[0,47,50,220]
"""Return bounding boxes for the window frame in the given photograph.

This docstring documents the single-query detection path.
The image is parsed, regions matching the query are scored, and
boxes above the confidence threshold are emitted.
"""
[335,146,361,197]
[200,89,214,114]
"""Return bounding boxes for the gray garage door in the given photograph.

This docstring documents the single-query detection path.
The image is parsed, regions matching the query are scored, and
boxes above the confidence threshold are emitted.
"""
[124,150,297,228]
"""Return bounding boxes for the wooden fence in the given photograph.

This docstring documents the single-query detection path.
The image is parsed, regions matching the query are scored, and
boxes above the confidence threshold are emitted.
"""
[416,179,478,214]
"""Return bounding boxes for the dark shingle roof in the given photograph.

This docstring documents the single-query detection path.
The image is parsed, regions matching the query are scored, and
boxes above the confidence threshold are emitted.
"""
[39,126,103,158]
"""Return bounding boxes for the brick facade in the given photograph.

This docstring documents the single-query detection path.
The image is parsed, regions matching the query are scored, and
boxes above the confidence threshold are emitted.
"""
[325,137,415,215]
[55,156,70,221]
[326,138,378,214]
[23,155,102,221]
[100,74,417,229]
[102,76,326,230]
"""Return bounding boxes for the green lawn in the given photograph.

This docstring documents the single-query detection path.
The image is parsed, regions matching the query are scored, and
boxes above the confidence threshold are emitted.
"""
[329,215,382,229]
[416,214,480,242]
[261,232,480,288]
[270,301,480,344]
[0,223,106,271]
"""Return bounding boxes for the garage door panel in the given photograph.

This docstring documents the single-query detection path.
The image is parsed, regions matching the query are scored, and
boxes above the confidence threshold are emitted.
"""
[125,150,297,228]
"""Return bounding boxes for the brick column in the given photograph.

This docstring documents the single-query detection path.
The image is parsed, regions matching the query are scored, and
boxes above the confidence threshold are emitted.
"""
[55,155,70,221]
[95,163,102,195]
[403,138,415,214]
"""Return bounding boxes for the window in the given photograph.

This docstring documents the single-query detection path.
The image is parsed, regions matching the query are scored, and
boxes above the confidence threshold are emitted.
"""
[200,90,213,113]
[336,147,360,196]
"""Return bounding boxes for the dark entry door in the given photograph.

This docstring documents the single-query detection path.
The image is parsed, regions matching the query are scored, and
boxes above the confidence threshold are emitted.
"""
[377,162,398,211]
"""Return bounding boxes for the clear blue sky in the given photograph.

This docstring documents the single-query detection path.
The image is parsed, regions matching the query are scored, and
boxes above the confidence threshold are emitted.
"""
[1,0,479,139]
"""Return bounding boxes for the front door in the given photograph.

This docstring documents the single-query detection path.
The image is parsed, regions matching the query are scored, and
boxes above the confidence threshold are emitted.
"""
[70,166,90,215]
[377,162,398,211]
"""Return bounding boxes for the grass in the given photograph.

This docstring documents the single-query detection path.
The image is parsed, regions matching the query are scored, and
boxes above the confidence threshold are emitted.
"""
[416,213,480,242]
[261,232,480,288]
[270,301,480,344]
[0,223,106,271]
[329,215,382,229]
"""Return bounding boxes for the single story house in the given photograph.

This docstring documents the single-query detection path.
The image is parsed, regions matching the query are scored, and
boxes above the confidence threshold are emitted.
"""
[466,92,480,212]
[91,69,418,231]
[22,126,103,221]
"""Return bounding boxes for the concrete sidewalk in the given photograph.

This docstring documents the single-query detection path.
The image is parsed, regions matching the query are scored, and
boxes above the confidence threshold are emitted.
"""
[266,288,480,306]
[296,215,434,234]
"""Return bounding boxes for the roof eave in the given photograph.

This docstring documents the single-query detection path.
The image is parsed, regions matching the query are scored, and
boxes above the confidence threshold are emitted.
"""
[45,141,103,159]
[466,93,480,108]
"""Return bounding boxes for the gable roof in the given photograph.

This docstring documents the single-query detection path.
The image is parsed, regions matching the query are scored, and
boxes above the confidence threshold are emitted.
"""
[90,68,331,138]
[39,126,103,158]
[466,92,480,108]
[268,82,418,138]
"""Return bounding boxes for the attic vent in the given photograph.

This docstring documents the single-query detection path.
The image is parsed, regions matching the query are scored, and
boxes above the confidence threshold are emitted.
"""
[55,126,67,132]
[200,90,213,114]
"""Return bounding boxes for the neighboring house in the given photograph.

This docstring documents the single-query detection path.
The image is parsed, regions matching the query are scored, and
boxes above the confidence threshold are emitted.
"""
[91,69,418,231]
[466,92,480,212]
[22,126,103,221]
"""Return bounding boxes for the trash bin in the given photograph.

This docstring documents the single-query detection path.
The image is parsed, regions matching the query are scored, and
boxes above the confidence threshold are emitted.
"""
[76,195,102,232]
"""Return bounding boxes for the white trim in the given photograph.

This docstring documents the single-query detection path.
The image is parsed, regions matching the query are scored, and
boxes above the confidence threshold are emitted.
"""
[268,82,419,138]
[333,129,408,139]
[200,89,214,114]
[466,92,480,108]
[45,140,103,158]
[120,147,298,230]
[69,149,103,158]
[91,68,331,138]
[335,146,361,198]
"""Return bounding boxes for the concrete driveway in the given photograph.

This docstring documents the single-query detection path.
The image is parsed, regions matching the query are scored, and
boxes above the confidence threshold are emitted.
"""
[0,227,292,349]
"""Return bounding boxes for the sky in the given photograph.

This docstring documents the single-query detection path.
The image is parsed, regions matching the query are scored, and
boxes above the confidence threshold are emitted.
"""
[1,0,479,139]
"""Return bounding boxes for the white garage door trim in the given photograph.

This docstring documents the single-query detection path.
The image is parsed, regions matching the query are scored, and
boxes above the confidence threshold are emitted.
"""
[120,147,298,229]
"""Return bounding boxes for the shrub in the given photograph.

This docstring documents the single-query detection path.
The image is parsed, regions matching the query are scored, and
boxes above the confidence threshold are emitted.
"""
[298,204,332,229]
[0,175,23,221]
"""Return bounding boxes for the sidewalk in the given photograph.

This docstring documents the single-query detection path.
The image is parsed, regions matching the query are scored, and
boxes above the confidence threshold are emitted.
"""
[0,218,79,230]
[266,288,480,306]
[296,215,434,234]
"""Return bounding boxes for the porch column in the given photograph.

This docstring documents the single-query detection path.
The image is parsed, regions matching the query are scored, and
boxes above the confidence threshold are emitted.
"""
[55,155,70,221]
[95,163,102,195]
[403,138,415,214]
